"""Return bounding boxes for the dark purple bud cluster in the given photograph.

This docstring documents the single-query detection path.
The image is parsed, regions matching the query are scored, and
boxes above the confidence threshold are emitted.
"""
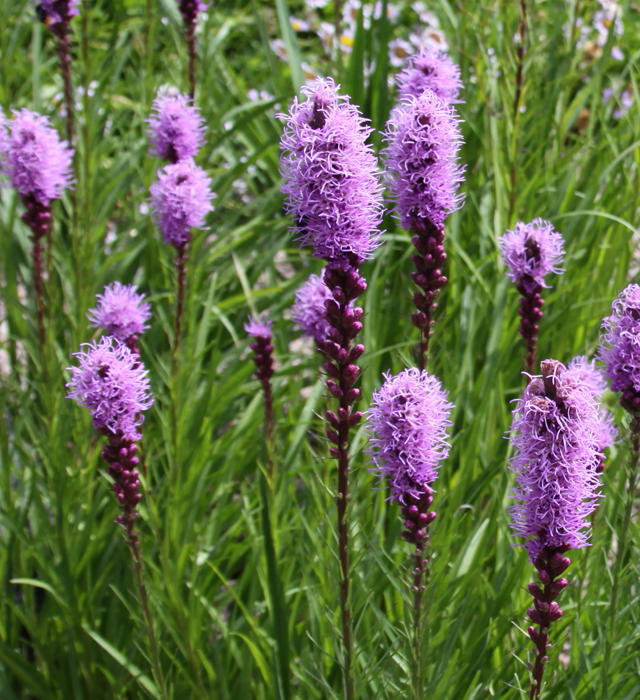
[178,0,204,29]
[409,220,448,370]
[516,281,544,374]
[526,547,570,697]
[321,258,367,457]
[101,434,143,548]
[400,488,436,547]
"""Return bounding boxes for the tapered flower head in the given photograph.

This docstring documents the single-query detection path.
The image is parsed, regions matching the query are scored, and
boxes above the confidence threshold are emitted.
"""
[279,78,383,263]
[1,109,73,205]
[244,314,273,341]
[66,337,154,441]
[508,359,606,560]
[87,282,152,343]
[149,158,214,248]
[292,273,332,346]
[366,368,453,504]
[384,89,465,231]
[599,284,640,403]
[396,49,463,103]
[37,0,79,26]
[147,91,206,162]
[179,0,206,27]
[499,219,565,293]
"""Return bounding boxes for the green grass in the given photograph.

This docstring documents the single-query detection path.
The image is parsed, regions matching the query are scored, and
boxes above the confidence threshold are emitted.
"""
[1,0,640,698]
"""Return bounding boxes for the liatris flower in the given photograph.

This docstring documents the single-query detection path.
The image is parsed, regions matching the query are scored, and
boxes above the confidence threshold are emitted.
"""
[499,219,565,374]
[66,337,163,691]
[279,78,383,263]
[599,284,640,413]
[245,315,275,469]
[149,158,214,354]
[87,282,152,353]
[66,337,153,441]
[396,49,463,103]
[291,273,332,348]
[508,358,606,700]
[35,1,79,143]
[280,78,383,700]
[147,91,206,163]
[1,109,74,347]
[177,0,206,98]
[149,158,214,249]
[366,368,452,699]
[383,88,464,369]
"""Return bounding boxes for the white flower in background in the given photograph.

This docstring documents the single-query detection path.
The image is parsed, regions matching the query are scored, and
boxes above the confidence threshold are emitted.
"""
[342,0,361,28]
[302,61,322,85]
[247,89,275,102]
[409,26,448,52]
[603,86,633,119]
[305,0,330,8]
[270,38,288,61]
[290,16,310,32]
[611,45,624,60]
[388,37,413,66]
[411,1,439,26]
[317,21,336,53]
[373,1,400,23]
[339,27,355,54]
[593,8,622,47]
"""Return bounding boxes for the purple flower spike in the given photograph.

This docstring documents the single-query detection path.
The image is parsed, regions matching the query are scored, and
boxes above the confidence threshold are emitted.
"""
[383,89,464,369]
[2,109,73,205]
[509,358,608,699]
[599,284,640,413]
[508,359,605,561]
[367,368,453,506]
[66,337,154,441]
[87,282,152,351]
[396,49,464,103]
[292,273,333,347]
[499,219,565,373]
[499,219,565,293]
[178,0,206,28]
[149,158,214,248]
[147,91,206,163]
[279,78,383,263]
[384,89,465,231]
[37,0,79,30]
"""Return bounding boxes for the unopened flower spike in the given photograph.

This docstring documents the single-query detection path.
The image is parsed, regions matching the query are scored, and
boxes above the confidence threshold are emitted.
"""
[245,315,276,471]
[499,219,565,374]
[147,90,206,163]
[280,77,384,698]
[87,282,152,354]
[383,88,465,369]
[508,358,608,700]
[177,0,207,98]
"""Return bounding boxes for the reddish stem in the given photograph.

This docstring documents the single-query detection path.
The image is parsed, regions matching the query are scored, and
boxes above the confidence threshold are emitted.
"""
[249,334,275,475]
[174,242,188,359]
[409,219,448,371]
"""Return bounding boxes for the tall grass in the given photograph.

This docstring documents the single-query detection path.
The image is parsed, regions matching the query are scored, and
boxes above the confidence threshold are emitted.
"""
[0,0,639,698]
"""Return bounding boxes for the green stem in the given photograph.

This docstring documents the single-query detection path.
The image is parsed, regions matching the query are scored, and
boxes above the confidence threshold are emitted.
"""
[601,414,640,698]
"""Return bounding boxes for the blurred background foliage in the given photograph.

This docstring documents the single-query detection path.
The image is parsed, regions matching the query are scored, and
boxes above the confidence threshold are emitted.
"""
[1,0,640,697]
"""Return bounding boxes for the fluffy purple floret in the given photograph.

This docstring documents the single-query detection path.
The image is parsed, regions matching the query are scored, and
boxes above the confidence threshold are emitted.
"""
[384,89,465,230]
[291,273,332,346]
[599,284,640,395]
[87,282,152,343]
[244,314,273,341]
[1,109,73,205]
[508,359,606,561]
[37,0,79,25]
[149,158,214,248]
[66,337,154,441]
[396,49,464,103]
[279,78,383,263]
[366,368,453,504]
[499,219,565,292]
[147,91,206,162]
